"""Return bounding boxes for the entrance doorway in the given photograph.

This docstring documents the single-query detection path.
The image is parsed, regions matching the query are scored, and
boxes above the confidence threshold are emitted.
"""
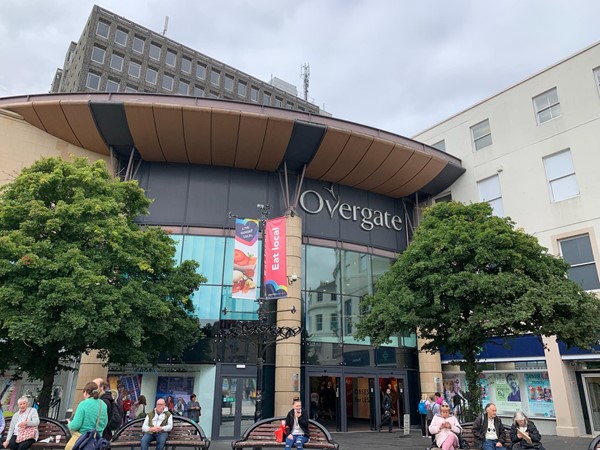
[344,376,376,431]
[583,375,600,434]
[216,375,257,439]
[378,377,405,430]
[308,376,341,431]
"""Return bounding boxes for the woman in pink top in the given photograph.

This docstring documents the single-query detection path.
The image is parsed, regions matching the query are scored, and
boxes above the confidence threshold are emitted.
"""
[428,402,462,450]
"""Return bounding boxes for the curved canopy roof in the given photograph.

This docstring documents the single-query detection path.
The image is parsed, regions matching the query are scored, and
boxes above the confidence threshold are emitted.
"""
[0,93,464,198]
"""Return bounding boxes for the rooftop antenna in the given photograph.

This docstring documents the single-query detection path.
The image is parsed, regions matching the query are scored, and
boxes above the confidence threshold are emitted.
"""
[162,16,169,36]
[300,63,310,102]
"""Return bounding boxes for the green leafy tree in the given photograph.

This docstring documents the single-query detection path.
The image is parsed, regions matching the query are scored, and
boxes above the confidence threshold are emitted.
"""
[0,157,206,415]
[356,201,600,418]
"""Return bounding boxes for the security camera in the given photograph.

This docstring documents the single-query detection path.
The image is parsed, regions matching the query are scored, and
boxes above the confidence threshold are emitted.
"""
[290,273,298,282]
[257,203,265,209]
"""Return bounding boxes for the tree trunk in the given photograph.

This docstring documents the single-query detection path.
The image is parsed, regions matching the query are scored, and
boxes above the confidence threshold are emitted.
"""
[462,348,483,421]
[37,370,55,417]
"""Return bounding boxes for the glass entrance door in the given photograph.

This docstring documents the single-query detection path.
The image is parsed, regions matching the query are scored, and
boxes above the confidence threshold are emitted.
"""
[217,376,257,439]
[583,375,600,434]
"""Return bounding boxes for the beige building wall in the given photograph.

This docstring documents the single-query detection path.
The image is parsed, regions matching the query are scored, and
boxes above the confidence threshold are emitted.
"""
[0,108,111,187]
[414,42,600,436]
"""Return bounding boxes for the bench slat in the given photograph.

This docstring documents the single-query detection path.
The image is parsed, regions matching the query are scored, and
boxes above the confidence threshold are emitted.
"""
[111,416,210,449]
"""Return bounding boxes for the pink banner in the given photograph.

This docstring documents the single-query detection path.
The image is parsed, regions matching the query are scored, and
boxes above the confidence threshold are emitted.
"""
[264,217,288,299]
[232,218,259,299]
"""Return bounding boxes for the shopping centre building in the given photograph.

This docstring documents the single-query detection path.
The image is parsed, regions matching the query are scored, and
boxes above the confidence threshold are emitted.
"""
[1,4,600,440]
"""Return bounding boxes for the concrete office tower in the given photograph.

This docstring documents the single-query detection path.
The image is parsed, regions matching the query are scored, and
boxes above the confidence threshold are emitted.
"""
[50,5,319,114]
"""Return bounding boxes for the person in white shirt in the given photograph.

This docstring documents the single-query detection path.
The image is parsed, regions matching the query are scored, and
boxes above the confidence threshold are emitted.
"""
[140,399,173,450]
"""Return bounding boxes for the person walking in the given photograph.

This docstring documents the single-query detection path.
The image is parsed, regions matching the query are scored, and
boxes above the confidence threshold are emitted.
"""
[378,388,394,433]
[418,393,429,437]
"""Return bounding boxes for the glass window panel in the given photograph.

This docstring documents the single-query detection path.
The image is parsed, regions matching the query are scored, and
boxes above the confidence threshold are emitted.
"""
[162,74,174,91]
[372,255,393,289]
[263,93,271,106]
[560,235,595,265]
[96,22,109,38]
[149,43,161,60]
[474,133,493,150]
[220,287,258,320]
[178,81,189,95]
[550,174,579,201]
[115,29,127,46]
[224,75,234,91]
[132,36,144,53]
[223,238,261,287]
[181,236,226,284]
[472,120,490,139]
[125,86,137,93]
[181,58,192,73]
[488,198,504,217]
[196,63,206,79]
[537,108,552,124]
[305,246,340,292]
[194,86,204,97]
[341,250,369,296]
[432,140,446,152]
[191,285,221,321]
[166,50,177,67]
[128,61,141,78]
[86,73,100,90]
[478,175,501,202]
[568,265,600,291]
[544,150,575,181]
[110,54,123,71]
[145,68,157,84]
[106,80,119,92]
[302,341,343,365]
[250,87,258,102]
[237,81,246,97]
[550,104,561,118]
[211,69,220,85]
[91,46,105,64]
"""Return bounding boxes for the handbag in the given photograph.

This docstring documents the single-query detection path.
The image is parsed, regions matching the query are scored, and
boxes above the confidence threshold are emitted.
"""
[72,402,110,450]
[274,423,286,443]
[16,409,37,443]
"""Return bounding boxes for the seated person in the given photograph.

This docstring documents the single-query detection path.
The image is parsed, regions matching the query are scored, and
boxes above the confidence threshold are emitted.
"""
[141,398,173,450]
[509,412,545,450]
[473,403,506,450]
[428,402,461,450]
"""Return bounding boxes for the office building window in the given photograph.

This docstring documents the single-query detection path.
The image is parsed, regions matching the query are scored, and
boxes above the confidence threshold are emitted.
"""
[96,21,110,39]
[91,46,105,64]
[224,75,234,91]
[263,92,271,106]
[559,235,600,291]
[193,86,204,97]
[432,140,446,152]
[86,72,101,90]
[208,91,219,99]
[115,29,128,46]
[181,57,192,74]
[331,293,337,302]
[317,292,323,302]
[250,86,258,102]
[125,85,137,93]
[330,313,338,332]
[196,63,206,80]
[316,314,323,332]
[237,81,246,97]
[128,61,141,78]
[275,97,283,107]
[594,67,600,94]
[109,53,124,72]
[344,299,353,334]
[543,149,579,202]
[478,174,504,216]
[162,74,174,91]
[166,50,177,67]
[533,88,561,124]
[145,67,157,84]
[132,36,144,53]
[287,101,294,109]
[471,119,492,150]
[210,69,220,86]
[106,79,119,92]
[178,80,189,95]
[149,43,161,60]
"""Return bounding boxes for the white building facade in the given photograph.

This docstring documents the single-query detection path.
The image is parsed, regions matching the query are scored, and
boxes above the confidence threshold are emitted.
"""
[415,42,600,436]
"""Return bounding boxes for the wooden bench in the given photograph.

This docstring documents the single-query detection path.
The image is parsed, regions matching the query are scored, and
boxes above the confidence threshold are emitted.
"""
[231,417,338,450]
[111,416,210,450]
[1,416,71,449]
[430,421,510,450]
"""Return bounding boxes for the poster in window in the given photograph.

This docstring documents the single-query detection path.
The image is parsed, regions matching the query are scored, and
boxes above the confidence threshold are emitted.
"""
[525,372,554,418]
[494,373,521,414]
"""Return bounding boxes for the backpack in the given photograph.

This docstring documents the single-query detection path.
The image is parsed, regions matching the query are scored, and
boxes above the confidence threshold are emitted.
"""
[108,399,123,431]
[418,400,427,415]
[72,430,110,450]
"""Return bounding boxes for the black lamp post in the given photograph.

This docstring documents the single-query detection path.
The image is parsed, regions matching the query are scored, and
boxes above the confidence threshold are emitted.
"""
[221,205,302,422]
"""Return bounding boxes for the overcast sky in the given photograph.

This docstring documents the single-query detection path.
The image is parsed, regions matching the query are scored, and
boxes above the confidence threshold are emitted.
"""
[1,0,599,137]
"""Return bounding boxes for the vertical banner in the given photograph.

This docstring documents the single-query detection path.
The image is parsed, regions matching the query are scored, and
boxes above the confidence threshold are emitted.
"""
[232,218,259,299]
[264,217,288,299]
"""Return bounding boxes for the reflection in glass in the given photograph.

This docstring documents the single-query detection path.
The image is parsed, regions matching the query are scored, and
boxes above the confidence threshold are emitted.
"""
[221,286,258,320]
[372,255,394,289]
[305,246,340,292]
[341,251,369,296]
[224,238,262,288]
[181,235,226,284]
[302,341,343,366]
[191,285,222,321]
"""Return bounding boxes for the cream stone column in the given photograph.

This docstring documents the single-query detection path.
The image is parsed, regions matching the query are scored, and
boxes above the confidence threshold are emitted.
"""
[417,335,443,397]
[542,335,583,436]
[274,214,302,415]
[71,350,108,412]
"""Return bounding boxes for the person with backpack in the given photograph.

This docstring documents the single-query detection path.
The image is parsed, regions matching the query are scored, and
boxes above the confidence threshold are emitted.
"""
[64,382,108,450]
[418,393,429,437]
[93,378,120,440]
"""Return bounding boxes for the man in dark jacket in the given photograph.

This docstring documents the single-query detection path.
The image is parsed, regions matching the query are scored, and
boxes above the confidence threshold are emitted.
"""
[473,403,506,449]
[93,378,116,440]
[378,388,394,432]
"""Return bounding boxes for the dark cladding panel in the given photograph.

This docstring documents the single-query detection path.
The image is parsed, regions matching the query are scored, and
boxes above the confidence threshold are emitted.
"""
[186,165,231,227]
[228,170,270,220]
[298,179,340,239]
[337,184,370,243]
[143,163,189,224]
[366,192,408,252]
